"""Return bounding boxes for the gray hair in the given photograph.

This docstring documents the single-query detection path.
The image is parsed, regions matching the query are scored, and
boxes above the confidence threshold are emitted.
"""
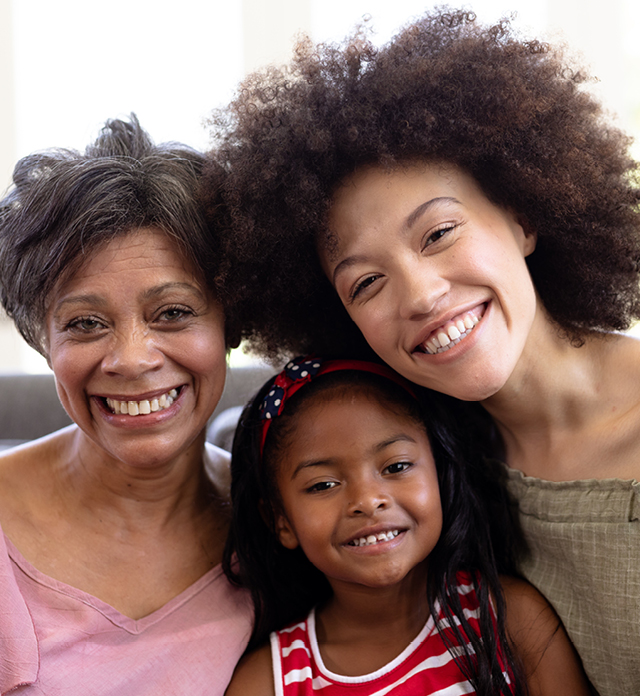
[0,114,230,355]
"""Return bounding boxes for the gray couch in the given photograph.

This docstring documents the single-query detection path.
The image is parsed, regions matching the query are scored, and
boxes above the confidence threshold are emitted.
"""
[0,365,275,452]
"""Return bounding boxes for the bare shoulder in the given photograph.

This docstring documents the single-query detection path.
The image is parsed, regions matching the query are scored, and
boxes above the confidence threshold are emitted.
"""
[500,576,593,696]
[225,643,275,696]
[0,428,73,521]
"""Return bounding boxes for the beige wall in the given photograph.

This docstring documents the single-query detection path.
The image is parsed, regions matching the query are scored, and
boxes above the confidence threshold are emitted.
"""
[0,0,24,372]
[0,0,16,193]
[548,0,627,128]
[243,0,311,74]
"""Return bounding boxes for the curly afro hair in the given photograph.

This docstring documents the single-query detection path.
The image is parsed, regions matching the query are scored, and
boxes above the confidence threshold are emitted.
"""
[204,8,640,361]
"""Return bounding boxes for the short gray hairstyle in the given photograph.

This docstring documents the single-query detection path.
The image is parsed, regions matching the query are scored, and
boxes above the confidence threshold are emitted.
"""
[0,114,230,355]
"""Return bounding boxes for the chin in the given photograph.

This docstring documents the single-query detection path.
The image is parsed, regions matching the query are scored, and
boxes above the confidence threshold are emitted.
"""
[100,433,201,471]
[434,371,510,403]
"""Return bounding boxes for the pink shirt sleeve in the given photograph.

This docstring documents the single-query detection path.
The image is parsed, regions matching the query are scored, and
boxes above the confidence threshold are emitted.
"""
[0,532,39,693]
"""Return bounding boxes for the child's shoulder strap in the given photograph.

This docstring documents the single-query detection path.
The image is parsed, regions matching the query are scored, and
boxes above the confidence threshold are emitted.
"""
[271,613,316,696]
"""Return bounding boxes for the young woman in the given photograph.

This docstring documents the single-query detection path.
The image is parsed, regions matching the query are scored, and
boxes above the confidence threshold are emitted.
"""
[204,9,640,696]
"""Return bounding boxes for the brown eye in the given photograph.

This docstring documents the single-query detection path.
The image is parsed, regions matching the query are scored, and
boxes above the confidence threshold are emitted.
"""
[384,461,412,475]
[307,481,338,493]
[157,305,193,322]
[350,274,380,301]
[422,225,457,250]
[68,317,104,332]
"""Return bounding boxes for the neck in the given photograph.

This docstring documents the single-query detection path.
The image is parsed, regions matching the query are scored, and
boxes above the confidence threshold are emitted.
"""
[319,561,430,640]
[481,308,634,476]
[51,426,214,531]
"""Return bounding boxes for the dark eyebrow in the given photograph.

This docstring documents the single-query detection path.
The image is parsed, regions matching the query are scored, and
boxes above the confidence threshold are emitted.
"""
[291,459,333,481]
[331,196,460,284]
[405,196,460,229]
[374,434,418,452]
[332,254,370,285]
[52,294,107,318]
[141,282,207,302]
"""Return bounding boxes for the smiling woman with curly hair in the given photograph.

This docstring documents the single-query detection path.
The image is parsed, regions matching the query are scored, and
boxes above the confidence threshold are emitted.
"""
[204,9,640,695]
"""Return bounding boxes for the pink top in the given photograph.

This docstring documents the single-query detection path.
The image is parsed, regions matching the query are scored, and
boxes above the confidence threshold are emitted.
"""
[0,453,252,695]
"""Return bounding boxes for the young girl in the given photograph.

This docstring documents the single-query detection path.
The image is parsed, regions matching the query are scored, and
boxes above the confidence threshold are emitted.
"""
[223,356,590,696]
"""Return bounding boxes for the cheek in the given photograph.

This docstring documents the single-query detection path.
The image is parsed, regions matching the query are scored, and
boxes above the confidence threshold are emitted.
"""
[49,350,98,420]
[49,341,100,388]
[415,473,443,524]
[347,305,392,350]
[173,322,227,376]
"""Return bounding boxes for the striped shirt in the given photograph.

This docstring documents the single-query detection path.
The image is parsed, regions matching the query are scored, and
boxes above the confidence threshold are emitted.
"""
[270,573,511,695]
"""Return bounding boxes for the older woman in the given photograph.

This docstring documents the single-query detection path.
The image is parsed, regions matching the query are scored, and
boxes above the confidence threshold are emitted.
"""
[0,116,252,694]
[204,10,640,696]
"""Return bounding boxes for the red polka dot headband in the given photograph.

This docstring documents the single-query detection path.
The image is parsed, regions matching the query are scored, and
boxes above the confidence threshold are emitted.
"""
[258,356,416,455]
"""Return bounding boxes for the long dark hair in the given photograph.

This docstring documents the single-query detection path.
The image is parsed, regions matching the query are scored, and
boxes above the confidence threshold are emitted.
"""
[223,365,524,695]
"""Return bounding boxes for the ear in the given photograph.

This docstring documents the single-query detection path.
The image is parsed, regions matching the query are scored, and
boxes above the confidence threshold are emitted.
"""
[224,317,242,350]
[519,217,537,257]
[41,338,52,369]
[275,513,299,550]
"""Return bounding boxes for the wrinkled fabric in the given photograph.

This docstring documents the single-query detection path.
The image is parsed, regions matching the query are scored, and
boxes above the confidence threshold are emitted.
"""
[504,467,640,696]
[0,533,38,693]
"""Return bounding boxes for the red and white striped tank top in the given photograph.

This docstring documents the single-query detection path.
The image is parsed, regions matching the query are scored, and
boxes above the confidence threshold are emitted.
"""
[269,572,512,695]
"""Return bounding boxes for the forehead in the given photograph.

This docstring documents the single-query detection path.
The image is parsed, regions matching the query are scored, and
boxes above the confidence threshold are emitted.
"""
[323,161,483,260]
[60,227,201,291]
[290,382,424,436]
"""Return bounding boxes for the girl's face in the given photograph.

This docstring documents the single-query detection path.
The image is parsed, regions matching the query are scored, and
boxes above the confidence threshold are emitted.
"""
[274,388,442,593]
[46,228,228,470]
[321,162,538,401]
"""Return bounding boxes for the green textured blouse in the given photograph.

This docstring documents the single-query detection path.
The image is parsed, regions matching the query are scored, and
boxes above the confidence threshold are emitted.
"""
[504,467,640,696]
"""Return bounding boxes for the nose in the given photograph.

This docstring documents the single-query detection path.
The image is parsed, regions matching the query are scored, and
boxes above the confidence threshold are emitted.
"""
[347,475,389,517]
[101,326,164,379]
[396,257,449,321]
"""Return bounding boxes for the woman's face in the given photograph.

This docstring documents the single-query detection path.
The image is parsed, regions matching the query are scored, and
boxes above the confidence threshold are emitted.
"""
[321,162,538,401]
[45,228,227,469]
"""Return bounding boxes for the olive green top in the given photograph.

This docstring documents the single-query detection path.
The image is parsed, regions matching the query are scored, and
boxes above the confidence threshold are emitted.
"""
[504,467,640,696]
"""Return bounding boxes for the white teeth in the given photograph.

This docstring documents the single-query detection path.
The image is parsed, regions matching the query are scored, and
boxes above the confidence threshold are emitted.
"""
[105,388,180,416]
[421,311,483,355]
[350,530,400,547]
[447,325,461,340]
[437,331,450,347]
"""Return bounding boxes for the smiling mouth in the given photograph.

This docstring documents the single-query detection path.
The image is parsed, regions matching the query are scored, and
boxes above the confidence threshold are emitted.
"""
[347,530,400,547]
[103,388,181,416]
[415,306,485,355]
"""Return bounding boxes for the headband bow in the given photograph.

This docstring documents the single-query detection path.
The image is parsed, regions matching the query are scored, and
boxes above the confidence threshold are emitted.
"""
[258,356,416,455]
